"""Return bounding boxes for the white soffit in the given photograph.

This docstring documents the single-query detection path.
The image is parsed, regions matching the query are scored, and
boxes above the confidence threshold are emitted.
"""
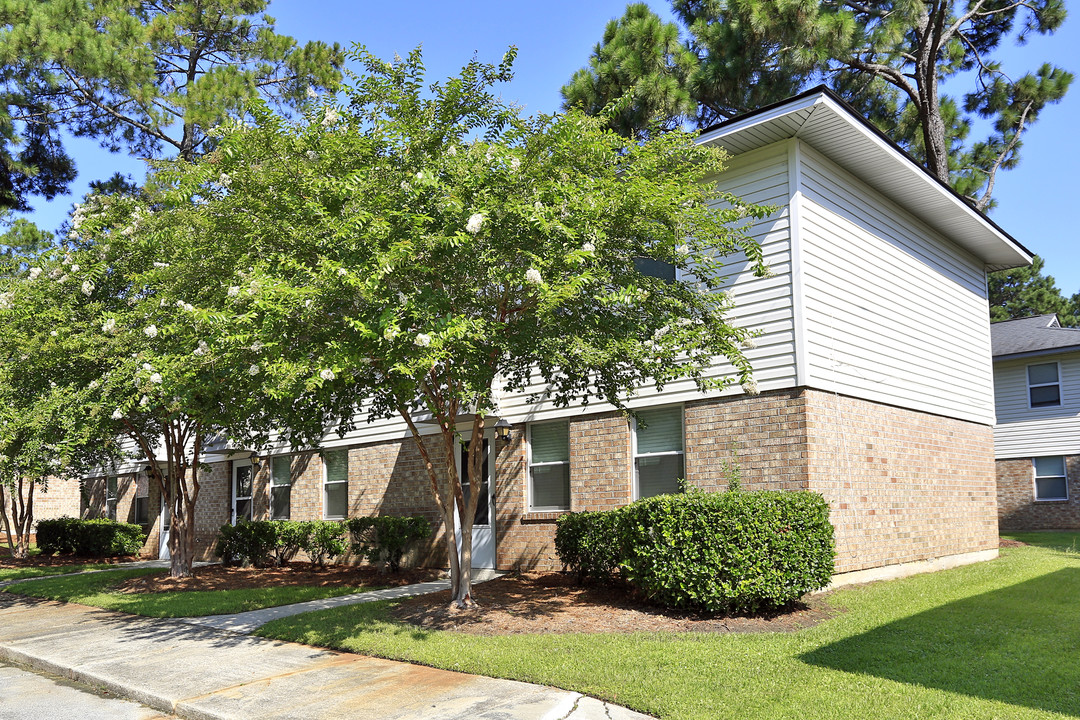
[697,89,1033,272]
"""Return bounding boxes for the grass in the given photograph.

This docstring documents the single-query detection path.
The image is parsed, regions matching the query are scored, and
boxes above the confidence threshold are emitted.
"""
[0,561,133,583]
[1002,530,1080,553]
[4,568,383,617]
[256,539,1080,720]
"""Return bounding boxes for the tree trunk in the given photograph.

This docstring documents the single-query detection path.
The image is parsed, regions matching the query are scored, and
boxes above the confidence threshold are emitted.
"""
[0,478,34,559]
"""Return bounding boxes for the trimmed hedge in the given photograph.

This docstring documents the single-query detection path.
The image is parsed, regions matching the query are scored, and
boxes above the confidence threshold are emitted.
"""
[36,517,145,557]
[555,490,835,613]
[214,520,314,568]
[346,515,431,572]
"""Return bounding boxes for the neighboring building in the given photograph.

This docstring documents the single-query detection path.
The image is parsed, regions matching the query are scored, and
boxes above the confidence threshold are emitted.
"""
[992,314,1080,529]
[82,87,1032,584]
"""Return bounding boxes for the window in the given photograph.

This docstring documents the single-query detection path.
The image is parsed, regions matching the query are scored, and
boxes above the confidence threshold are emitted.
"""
[271,456,292,520]
[134,477,149,525]
[323,450,349,519]
[529,421,570,511]
[634,407,685,499]
[1028,362,1061,408]
[1034,456,1068,501]
[634,257,676,283]
[106,477,118,521]
[233,463,253,524]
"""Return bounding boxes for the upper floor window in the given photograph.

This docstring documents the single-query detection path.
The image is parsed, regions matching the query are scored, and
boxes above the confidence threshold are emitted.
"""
[323,450,349,519]
[529,421,570,512]
[1034,456,1068,501]
[1028,362,1061,408]
[634,406,685,499]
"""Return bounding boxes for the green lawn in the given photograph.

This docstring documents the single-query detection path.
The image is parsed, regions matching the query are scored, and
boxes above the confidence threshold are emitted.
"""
[0,562,139,583]
[1002,530,1080,553]
[4,567,382,617]
[257,539,1080,720]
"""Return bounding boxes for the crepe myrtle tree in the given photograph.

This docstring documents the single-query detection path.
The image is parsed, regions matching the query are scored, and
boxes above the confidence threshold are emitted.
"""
[148,46,771,605]
[0,192,277,577]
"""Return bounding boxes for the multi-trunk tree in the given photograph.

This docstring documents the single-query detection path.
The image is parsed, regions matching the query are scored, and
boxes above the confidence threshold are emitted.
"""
[140,46,771,605]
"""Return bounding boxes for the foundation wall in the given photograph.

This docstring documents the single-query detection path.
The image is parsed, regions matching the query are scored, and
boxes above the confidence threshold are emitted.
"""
[996,455,1080,530]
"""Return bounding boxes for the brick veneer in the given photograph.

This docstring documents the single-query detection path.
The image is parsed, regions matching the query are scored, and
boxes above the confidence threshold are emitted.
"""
[997,455,1080,530]
[75,387,998,577]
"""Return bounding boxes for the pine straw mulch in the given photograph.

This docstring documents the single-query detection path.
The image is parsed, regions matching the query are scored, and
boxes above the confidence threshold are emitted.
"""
[387,571,837,635]
[0,546,142,569]
[111,562,445,594]
[997,538,1029,548]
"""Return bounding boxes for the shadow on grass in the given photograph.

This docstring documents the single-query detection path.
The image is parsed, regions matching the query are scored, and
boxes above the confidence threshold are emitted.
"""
[802,569,1080,717]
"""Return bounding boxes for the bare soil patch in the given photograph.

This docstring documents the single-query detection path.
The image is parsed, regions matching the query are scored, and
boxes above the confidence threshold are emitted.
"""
[388,572,836,635]
[112,562,444,594]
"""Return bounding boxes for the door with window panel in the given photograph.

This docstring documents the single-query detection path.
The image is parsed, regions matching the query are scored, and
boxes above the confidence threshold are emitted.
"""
[456,435,495,569]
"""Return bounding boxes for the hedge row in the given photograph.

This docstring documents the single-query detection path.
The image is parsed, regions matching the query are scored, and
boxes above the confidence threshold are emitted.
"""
[555,490,835,613]
[36,517,146,557]
[214,516,430,571]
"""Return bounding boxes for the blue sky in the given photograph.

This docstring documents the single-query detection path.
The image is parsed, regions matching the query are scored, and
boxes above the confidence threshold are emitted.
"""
[22,1,1080,292]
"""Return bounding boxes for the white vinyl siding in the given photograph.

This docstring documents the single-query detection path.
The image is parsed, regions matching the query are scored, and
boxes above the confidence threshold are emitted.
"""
[634,407,685,499]
[795,142,995,425]
[528,421,570,511]
[994,353,1080,458]
[1034,456,1068,501]
[323,450,349,519]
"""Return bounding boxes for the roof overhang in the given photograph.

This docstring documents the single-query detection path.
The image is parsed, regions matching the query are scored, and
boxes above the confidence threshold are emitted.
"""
[697,87,1033,273]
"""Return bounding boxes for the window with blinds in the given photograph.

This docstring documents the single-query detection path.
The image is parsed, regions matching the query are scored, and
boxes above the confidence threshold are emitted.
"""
[529,421,570,511]
[1034,456,1068,501]
[323,450,349,519]
[634,407,684,499]
[271,456,292,520]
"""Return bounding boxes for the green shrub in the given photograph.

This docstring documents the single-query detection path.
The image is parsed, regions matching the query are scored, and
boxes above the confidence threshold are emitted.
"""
[214,520,312,567]
[36,517,144,558]
[346,515,431,572]
[554,510,622,584]
[300,520,347,568]
[555,490,835,613]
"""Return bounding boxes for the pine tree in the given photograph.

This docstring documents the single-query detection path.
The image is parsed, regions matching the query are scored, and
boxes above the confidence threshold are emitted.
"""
[988,255,1078,326]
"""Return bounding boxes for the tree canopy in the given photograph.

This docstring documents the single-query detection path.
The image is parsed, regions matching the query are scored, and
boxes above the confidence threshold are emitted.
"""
[564,1,1073,211]
[988,255,1079,327]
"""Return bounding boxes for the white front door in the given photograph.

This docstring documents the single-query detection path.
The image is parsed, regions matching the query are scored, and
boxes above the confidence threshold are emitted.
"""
[159,494,170,560]
[232,460,253,524]
[456,435,495,569]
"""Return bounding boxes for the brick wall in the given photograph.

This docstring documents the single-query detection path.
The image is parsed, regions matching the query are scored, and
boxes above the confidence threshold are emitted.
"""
[804,389,998,574]
[997,455,1080,530]
[28,477,84,522]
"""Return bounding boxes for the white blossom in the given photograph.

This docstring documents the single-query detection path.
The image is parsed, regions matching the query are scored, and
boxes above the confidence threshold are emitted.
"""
[741,378,760,396]
[415,171,424,181]
[397,291,407,305]
[28,267,42,280]
[227,286,240,297]
[321,107,339,127]
[400,180,411,192]
[219,173,231,187]
[306,86,319,99]
[139,395,149,408]
[742,336,758,350]
[120,226,135,237]
[305,150,318,161]
[102,318,118,335]
[319,368,336,381]
[88,380,100,390]
[49,330,58,336]
[337,267,348,277]
[525,268,543,285]
[582,241,595,253]
[182,302,194,312]
[149,373,163,384]
[510,157,521,171]
[153,262,169,269]
[68,230,79,240]
[81,280,94,296]
[466,213,484,234]
[62,254,72,266]
[249,341,263,352]
[49,268,63,279]
[382,327,398,341]
[0,292,11,310]
[675,244,689,255]
[533,200,543,211]
[57,274,69,284]
[142,363,154,372]
[446,145,457,156]
[143,325,158,338]
[111,408,124,420]
[414,333,431,347]
[70,264,80,273]
[193,340,209,356]
[248,364,260,376]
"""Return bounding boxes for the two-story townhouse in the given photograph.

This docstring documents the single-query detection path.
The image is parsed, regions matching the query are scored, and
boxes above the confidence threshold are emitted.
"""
[992,314,1080,529]
[75,87,1032,586]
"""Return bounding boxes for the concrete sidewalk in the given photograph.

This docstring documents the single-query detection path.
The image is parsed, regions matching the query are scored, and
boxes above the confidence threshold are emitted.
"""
[0,596,653,720]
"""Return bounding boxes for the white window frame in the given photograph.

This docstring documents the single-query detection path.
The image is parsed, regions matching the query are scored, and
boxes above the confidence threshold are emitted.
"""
[322,449,349,520]
[632,405,686,500]
[1027,361,1062,409]
[527,421,571,512]
[270,455,292,521]
[1033,456,1069,502]
[231,459,253,525]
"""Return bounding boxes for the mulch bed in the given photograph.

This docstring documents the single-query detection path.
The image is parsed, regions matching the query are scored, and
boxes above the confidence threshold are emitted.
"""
[387,571,837,635]
[998,538,1028,548]
[0,547,142,569]
[112,562,445,594]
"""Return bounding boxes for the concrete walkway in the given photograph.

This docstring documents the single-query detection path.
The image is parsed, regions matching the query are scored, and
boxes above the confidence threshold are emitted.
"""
[178,568,504,634]
[0,595,652,720]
